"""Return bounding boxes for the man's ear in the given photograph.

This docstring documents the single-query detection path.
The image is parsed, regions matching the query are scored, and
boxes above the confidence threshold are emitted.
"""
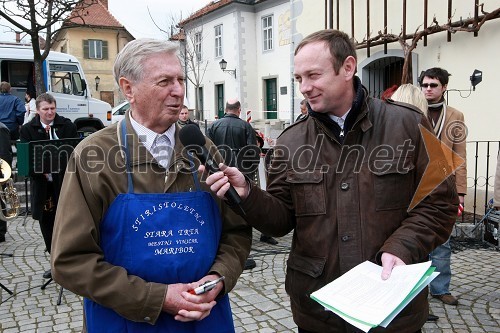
[343,56,357,80]
[119,77,134,103]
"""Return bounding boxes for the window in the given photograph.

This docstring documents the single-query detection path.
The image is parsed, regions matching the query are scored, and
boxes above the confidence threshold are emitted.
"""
[49,63,85,96]
[214,25,222,58]
[83,40,108,60]
[194,32,202,61]
[262,15,273,51]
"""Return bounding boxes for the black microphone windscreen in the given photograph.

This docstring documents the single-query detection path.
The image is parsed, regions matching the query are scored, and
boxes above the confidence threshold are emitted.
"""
[179,124,206,147]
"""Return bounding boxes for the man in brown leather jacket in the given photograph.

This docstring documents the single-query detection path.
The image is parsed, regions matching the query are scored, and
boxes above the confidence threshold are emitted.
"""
[204,29,457,333]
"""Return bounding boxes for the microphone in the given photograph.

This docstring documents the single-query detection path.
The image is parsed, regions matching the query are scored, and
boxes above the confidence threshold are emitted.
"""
[179,124,245,215]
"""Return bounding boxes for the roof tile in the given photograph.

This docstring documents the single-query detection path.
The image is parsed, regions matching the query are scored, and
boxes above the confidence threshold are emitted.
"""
[64,0,124,28]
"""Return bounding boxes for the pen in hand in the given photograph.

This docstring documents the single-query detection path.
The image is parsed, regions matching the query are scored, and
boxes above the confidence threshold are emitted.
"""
[188,276,225,295]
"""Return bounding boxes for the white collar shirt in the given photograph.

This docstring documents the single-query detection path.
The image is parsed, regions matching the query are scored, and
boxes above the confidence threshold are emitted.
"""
[40,121,58,140]
[129,116,176,169]
[328,109,350,130]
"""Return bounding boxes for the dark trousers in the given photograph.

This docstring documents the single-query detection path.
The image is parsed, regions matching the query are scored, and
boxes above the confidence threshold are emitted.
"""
[0,192,6,238]
[39,209,56,253]
[298,328,422,333]
[0,219,6,238]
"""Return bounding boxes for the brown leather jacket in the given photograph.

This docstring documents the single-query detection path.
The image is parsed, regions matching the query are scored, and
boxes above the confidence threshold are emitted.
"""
[241,93,457,332]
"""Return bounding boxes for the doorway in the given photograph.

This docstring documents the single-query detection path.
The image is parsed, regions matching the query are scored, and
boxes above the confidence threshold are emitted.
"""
[264,78,277,119]
[215,84,224,119]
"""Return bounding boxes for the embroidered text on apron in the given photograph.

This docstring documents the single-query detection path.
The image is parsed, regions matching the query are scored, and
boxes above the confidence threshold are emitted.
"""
[83,120,234,333]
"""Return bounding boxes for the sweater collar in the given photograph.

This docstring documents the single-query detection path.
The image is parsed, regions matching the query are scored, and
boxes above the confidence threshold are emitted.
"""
[309,76,365,139]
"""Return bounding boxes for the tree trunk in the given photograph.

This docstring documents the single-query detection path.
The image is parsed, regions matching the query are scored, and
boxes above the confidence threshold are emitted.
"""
[401,52,413,84]
[194,87,202,120]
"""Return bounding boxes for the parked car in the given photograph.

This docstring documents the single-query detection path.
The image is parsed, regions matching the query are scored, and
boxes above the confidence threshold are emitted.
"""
[111,100,130,124]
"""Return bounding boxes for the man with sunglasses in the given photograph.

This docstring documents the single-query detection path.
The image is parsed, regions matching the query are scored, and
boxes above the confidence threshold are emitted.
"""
[420,67,467,306]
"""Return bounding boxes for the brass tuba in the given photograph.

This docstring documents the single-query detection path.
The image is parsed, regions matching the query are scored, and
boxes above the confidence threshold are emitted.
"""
[0,158,20,221]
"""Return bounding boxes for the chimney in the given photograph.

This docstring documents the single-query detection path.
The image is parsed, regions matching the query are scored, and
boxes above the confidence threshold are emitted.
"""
[16,32,21,43]
[100,0,108,9]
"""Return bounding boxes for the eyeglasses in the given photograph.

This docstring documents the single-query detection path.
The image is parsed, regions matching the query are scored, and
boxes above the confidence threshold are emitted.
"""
[420,83,439,88]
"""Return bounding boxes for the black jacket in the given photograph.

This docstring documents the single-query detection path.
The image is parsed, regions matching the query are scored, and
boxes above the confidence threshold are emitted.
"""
[19,114,78,220]
[0,122,12,166]
[207,113,258,172]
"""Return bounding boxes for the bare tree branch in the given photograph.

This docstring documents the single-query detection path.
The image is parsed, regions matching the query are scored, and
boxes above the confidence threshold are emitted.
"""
[355,4,500,83]
[0,0,98,94]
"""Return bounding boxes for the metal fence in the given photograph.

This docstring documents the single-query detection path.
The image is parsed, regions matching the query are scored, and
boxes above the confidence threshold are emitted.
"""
[466,140,500,223]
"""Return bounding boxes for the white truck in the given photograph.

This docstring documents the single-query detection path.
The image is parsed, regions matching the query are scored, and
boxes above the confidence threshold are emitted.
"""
[0,44,111,132]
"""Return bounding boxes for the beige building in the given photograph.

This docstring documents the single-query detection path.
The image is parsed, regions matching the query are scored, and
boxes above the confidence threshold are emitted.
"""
[51,0,134,107]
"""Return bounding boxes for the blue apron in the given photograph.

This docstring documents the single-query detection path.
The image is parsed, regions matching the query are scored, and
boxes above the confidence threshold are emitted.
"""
[83,121,235,333]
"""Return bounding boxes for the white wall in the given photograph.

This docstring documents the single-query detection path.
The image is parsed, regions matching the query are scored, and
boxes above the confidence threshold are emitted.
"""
[297,0,500,209]
[184,0,292,121]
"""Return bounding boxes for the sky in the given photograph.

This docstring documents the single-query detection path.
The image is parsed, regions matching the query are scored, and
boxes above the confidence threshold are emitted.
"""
[109,0,212,39]
[0,0,212,42]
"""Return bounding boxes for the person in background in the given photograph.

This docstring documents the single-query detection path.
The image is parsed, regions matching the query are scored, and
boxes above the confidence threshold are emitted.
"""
[203,29,457,333]
[19,93,78,279]
[391,83,441,323]
[391,84,428,113]
[24,90,37,124]
[0,121,13,242]
[420,67,467,306]
[51,38,251,332]
[0,81,26,140]
[295,99,308,122]
[381,84,399,101]
[253,129,279,246]
[208,99,278,249]
[177,105,198,128]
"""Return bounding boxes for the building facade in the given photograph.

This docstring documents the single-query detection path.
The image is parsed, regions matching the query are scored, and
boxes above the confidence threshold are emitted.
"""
[51,0,134,107]
[179,0,294,123]
[183,0,500,212]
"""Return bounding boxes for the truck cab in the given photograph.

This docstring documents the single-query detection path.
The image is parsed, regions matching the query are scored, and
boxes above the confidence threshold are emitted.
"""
[0,45,112,133]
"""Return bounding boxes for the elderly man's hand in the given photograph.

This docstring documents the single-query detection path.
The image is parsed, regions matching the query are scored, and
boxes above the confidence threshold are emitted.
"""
[162,278,219,322]
[198,163,249,200]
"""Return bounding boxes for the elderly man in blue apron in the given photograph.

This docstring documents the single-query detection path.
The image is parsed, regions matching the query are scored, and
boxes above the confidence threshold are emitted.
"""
[51,39,252,333]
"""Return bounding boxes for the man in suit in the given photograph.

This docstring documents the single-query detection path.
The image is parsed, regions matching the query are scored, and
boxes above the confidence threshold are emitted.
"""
[20,93,78,279]
[421,67,467,306]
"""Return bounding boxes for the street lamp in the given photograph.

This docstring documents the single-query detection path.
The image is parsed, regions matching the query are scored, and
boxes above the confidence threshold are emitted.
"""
[469,69,482,91]
[219,59,236,78]
[95,76,100,91]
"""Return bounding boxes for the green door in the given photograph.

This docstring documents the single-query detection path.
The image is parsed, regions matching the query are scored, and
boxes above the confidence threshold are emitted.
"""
[265,78,277,119]
[216,84,224,119]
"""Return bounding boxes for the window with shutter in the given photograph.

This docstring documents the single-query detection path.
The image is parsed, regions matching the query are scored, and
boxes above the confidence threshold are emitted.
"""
[83,40,89,58]
[102,41,108,59]
[86,40,105,59]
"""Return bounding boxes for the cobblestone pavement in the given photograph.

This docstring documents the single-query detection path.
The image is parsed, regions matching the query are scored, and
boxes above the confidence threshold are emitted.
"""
[1,216,499,332]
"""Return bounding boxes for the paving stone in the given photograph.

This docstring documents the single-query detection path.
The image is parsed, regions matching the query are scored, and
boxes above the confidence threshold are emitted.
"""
[1,217,499,332]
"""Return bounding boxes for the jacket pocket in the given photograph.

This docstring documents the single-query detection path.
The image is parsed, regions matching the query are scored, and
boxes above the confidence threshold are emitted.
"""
[285,252,327,308]
[285,169,326,216]
[370,158,415,211]
[287,252,326,278]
